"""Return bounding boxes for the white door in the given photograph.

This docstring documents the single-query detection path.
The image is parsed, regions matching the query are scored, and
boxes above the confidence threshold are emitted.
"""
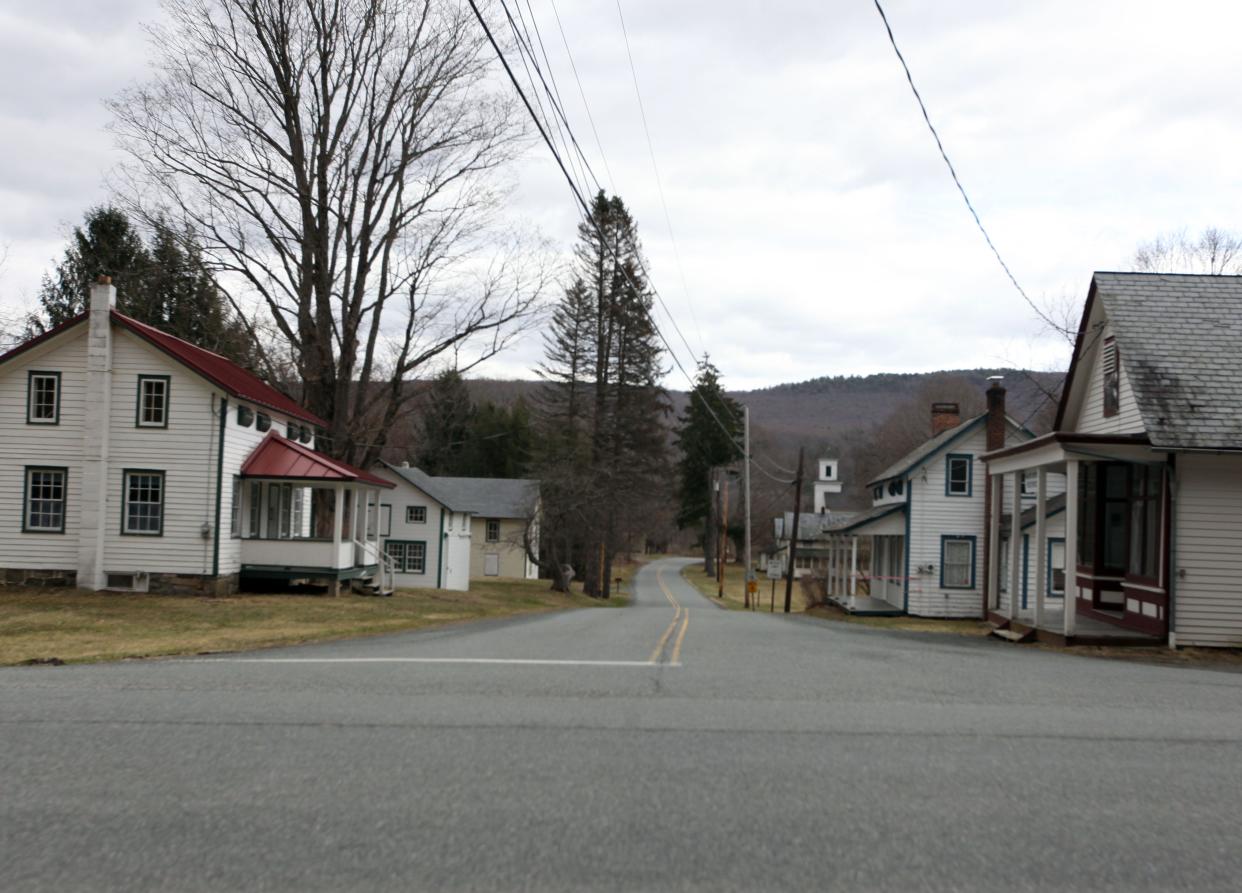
[484,553,500,576]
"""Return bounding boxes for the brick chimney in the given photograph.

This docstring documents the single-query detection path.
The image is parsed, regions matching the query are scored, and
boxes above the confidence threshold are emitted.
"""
[77,275,117,590]
[930,402,960,436]
[986,376,1006,452]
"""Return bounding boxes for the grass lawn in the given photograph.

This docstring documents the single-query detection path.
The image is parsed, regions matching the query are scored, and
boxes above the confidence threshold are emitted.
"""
[804,604,992,636]
[680,560,808,612]
[0,573,631,667]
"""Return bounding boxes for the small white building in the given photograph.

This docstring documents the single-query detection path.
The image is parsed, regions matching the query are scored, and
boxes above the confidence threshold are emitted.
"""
[373,463,473,591]
[1,278,394,595]
[985,272,1242,648]
[822,391,1057,618]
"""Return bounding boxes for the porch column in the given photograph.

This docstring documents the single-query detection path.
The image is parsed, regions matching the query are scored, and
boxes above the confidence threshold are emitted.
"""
[987,470,1002,613]
[828,537,836,596]
[878,537,888,603]
[1033,468,1048,630]
[351,487,362,546]
[1007,473,1022,621]
[1063,459,1080,638]
[849,536,858,596]
[330,483,345,597]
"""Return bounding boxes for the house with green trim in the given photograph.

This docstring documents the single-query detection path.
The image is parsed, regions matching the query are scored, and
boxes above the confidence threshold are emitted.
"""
[373,463,474,591]
[1,277,396,595]
[821,385,1059,618]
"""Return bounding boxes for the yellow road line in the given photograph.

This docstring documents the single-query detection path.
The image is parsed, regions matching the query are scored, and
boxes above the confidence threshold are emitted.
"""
[648,567,688,665]
[669,609,690,665]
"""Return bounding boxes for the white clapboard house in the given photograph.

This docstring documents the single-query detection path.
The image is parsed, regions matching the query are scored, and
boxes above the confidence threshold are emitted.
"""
[822,390,1053,617]
[372,462,474,591]
[0,278,396,595]
[984,272,1242,648]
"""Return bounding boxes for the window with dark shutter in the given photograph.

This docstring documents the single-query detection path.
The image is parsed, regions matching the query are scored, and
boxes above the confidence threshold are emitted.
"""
[1102,337,1120,417]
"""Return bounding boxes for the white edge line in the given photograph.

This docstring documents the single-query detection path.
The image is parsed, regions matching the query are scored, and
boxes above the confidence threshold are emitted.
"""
[187,658,681,667]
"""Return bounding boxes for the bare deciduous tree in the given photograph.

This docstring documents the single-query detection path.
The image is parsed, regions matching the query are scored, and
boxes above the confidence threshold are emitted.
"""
[1133,226,1242,276]
[109,0,547,465]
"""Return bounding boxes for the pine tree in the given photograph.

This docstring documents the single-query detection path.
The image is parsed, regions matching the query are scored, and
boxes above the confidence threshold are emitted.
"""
[414,369,475,475]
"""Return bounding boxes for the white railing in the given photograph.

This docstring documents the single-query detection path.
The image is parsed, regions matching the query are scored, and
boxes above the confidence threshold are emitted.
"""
[353,538,394,595]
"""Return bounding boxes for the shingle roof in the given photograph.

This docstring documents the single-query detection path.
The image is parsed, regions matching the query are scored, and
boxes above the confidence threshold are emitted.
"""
[382,463,540,518]
[866,414,986,486]
[827,502,905,534]
[1090,272,1242,450]
[774,511,856,541]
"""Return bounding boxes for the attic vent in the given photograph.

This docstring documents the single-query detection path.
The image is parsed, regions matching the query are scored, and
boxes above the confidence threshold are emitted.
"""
[256,412,272,432]
[299,427,313,445]
[1102,337,1120,418]
[237,405,255,427]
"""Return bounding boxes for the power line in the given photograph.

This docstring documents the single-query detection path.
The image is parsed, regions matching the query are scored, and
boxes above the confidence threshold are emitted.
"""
[548,0,617,192]
[870,0,1069,339]
[614,0,706,355]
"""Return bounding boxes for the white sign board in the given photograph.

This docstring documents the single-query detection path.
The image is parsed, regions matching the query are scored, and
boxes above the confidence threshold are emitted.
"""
[766,559,783,580]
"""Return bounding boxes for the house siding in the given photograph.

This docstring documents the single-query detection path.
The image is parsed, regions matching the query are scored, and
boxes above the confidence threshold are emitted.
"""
[1173,454,1242,647]
[0,329,88,574]
[373,467,470,591]
[1075,322,1145,435]
[471,517,535,579]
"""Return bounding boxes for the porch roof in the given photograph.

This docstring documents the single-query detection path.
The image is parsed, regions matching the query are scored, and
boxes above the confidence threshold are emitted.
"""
[828,502,905,535]
[241,432,394,488]
[981,431,1154,473]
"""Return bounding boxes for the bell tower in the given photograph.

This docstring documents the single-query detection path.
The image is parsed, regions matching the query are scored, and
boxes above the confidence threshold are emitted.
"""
[813,457,842,513]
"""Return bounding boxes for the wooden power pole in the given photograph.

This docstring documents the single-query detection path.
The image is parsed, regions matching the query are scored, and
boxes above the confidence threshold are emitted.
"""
[718,472,729,599]
[783,447,805,614]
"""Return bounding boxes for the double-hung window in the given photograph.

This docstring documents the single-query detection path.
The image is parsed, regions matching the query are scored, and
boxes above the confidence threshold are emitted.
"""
[486,519,501,543]
[27,371,60,424]
[945,454,972,497]
[406,505,427,524]
[941,536,975,589]
[24,467,67,533]
[123,470,165,535]
[136,376,170,427]
[385,540,426,574]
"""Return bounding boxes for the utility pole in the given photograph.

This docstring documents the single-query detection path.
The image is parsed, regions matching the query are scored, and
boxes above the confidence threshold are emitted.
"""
[783,447,805,614]
[706,467,717,579]
[743,405,753,609]
[718,472,729,599]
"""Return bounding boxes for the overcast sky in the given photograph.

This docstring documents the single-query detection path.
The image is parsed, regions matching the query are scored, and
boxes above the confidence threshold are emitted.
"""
[3,1,1240,389]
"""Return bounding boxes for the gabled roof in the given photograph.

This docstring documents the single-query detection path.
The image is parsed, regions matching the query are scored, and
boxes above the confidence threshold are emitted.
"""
[242,432,393,488]
[1059,272,1242,450]
[867,413,1032,486]
[380,464,541,518]
[774,511,857,541]
[0,309,325,427]
[381,463,468,512]
[827,502,905,535]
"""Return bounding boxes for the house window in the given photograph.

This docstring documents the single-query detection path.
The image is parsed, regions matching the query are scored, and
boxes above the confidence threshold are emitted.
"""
[940,536,975,589]
[873,486,883,501]
[136,375,170,427]
[945,454,972,497]
[379,504,392,537]
[1102,337,1120,418]
[1128,465,1163,581]
[1020,472,1035,496]
[27,371,60,424]
[1048,539,1066,597]
[264,482,308,539]
[122,471,165,535]
[230,477,241,537]
[406,505,427,524]
[248,481,262,537]
[237,405,255,427]
[24,467,67,533]
[1102,463,1130,572]
[486,519,501,543]
[256,412,271,432]
[385,540,426,574]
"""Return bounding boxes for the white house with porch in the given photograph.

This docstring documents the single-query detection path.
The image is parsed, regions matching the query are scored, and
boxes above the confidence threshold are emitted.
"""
[0,277,394,596]
[372,462,474,591]
[824,392,1046,617]
[984,272,1242,648]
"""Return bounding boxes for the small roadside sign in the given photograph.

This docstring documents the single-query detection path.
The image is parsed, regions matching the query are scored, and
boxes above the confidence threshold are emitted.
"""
[747,579,758,594]
[766,559,782,580]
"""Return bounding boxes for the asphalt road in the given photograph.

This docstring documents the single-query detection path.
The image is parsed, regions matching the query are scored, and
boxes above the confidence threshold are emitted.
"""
[3,556,1242,892]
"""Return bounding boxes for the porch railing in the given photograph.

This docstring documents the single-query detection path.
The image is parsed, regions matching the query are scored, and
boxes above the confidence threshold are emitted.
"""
[353,538,394,595]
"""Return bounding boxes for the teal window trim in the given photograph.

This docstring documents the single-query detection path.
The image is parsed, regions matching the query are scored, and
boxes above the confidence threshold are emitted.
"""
[1048,537,1066,598]
[121,468,165,537]
[940,535,977,589]
[135,374,171,428]
[26,370,61,425]
[385,539,427,574]
[945,454,973,497]
[22,465,68,534]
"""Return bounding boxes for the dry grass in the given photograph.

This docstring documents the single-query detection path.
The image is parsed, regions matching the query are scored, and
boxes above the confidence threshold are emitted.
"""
[1035,641,1242,670]
[805,603,993,636]
[0,576,627,667]
[680,561,808,613]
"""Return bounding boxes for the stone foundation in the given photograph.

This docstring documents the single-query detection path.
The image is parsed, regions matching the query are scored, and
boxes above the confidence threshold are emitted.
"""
[3,568,77,588]
[1,569,239,596]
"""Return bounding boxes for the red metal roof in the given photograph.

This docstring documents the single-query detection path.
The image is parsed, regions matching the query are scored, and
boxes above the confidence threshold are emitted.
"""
[112,312,327,426]
[241,432,394,488]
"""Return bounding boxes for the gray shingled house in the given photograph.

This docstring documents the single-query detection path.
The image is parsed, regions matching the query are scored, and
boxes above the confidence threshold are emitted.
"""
[984,272,1242,648]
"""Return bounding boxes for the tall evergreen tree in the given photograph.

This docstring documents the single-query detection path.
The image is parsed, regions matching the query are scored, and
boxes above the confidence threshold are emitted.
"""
[675,358,743,573]
[414,369,475,475]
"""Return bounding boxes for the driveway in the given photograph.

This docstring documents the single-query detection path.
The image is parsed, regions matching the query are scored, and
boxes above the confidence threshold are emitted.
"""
[3,557,1241,891]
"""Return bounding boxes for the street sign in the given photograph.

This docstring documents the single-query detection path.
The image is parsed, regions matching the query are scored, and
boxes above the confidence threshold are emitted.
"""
[766,559,782,580]
[747,580,758,594]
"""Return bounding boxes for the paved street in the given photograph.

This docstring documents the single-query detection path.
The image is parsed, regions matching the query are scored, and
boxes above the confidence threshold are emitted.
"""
[3,556,1242,891]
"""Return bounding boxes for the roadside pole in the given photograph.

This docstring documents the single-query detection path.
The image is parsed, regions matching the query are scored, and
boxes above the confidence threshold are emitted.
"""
[783,447,805,614]
[715,469,723,595]
[743,405,753,610]
[719,473,729,599]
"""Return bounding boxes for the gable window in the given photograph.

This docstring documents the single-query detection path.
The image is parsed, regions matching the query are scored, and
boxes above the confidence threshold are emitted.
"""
[136,376,170,427]
[406,505,427,524]
[27,371,61,424]
[945,454,973,497]
[1102,337,1120,418]
[24,467,67,533]
[940,536,976,589]
[486,519,501,543]
[122,470,165,536]
[385,540,426,574]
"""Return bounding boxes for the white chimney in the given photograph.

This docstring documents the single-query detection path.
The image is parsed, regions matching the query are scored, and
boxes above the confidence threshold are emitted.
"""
[77,276,116,590]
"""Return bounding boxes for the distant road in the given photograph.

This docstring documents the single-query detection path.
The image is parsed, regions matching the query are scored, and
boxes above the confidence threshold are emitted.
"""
[3,557,1242,891]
